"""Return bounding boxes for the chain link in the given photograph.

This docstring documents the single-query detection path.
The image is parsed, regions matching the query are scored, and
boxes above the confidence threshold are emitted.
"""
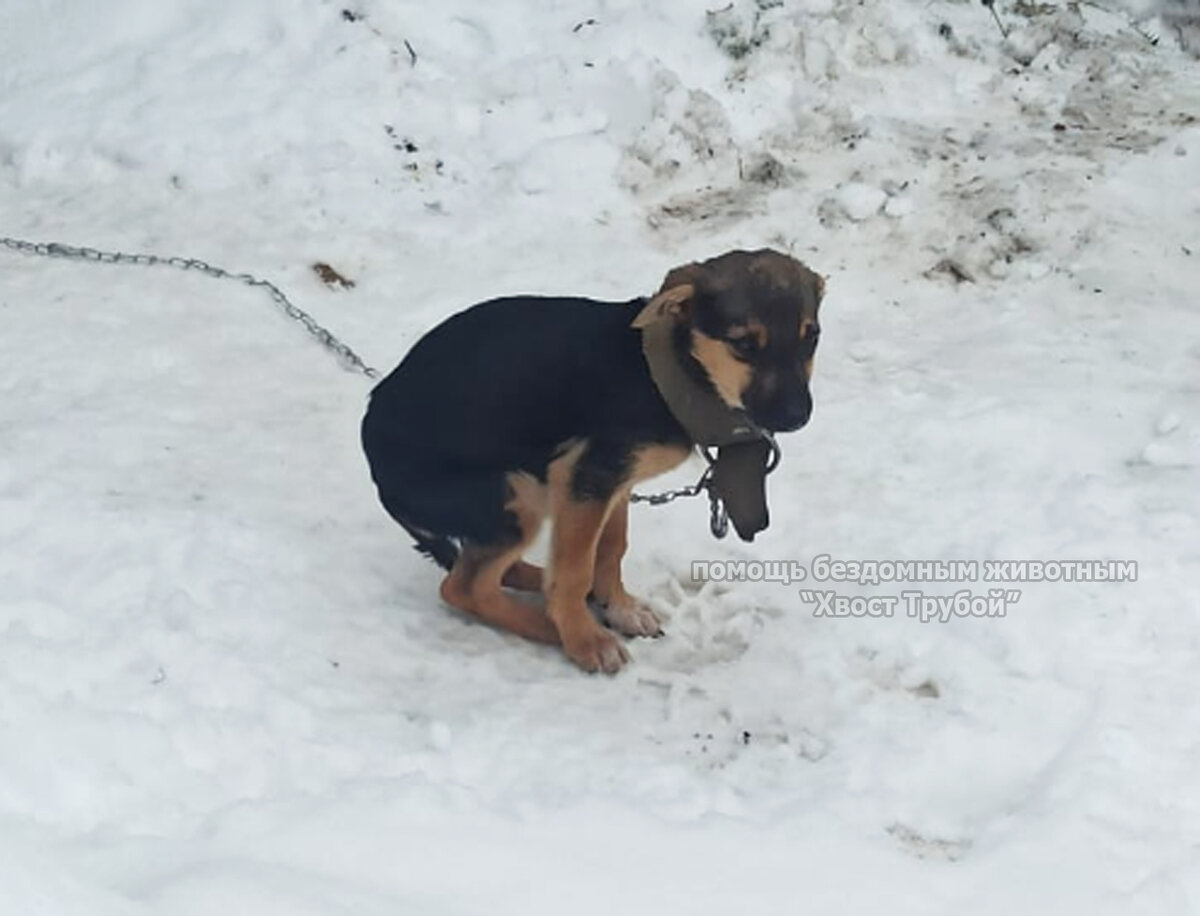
[1,235,379,379]
[630,454,730,538]
[629,464,712,506]
[630,434,779,538]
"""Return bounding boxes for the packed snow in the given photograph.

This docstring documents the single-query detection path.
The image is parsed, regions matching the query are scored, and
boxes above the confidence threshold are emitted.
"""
[2,0,1199,912]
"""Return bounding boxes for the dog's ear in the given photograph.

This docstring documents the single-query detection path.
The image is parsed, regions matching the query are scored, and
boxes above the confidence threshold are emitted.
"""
[633,283,695,327]
[815,273,826,302]
[632,262,705,328]
[632,282,695,327]
[659,262,706,294]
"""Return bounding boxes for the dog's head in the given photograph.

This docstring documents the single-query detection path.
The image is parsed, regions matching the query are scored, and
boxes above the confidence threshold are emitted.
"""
[638,249,824,433]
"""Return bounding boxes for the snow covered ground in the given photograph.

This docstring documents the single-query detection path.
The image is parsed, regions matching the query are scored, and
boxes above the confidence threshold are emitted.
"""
[2,0,1199,912]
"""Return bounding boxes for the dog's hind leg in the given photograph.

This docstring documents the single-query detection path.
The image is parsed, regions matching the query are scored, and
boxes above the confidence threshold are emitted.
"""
[438,473,559,645]
[440,549,558,644]
[501,560,544,592]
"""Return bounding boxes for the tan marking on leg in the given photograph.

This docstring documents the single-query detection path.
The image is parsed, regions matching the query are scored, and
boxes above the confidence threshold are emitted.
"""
[547,499,629,672]
[498,472,546,592]
[607,442,690,631]
[544,445,629,673]
[591,496,629,608]
[590,445,686,639]
[691,328,752,408]
[440,549,559,644]
[437,472,558,645]
[501,559,544,592]
[588,444,686,638]
[591,496,663,638]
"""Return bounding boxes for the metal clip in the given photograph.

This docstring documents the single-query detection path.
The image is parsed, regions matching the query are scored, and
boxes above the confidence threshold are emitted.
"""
[709,491,729,539]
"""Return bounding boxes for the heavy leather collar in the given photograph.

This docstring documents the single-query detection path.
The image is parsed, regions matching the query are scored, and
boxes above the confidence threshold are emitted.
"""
[635,301,777,542]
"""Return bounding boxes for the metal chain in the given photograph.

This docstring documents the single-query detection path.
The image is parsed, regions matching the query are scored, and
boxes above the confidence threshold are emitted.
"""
[630,434,779,538]
[630,459,728,538]
[629,464,712,506]
[0,235,379,379]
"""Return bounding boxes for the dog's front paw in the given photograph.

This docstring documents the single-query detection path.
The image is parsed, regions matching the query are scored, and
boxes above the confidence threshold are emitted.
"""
[599,595,664,639]
[562,624,631,674]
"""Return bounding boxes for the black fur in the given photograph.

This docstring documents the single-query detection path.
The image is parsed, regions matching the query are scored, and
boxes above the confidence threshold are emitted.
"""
[361,296,690,568]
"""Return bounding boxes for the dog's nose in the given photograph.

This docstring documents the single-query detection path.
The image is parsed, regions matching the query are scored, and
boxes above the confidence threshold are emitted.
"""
[781,399,812,431]
[767,394,812,432]
[749,388,812,433]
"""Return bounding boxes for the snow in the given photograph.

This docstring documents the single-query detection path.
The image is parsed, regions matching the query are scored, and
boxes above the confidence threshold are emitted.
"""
[835,182,887,222]
[1,0,1199,912]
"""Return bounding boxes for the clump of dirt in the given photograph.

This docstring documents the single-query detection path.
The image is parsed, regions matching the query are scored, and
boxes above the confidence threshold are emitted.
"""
[312,262,355,290]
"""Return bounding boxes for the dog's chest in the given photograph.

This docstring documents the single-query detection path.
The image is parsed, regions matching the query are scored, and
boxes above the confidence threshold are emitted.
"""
[630,443,693,484]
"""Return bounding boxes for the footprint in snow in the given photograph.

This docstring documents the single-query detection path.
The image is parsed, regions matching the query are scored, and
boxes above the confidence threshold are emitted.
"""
[1139,413,1196,468]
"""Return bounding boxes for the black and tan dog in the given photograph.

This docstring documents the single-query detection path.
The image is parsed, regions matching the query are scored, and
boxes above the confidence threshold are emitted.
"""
[362,249,823,673]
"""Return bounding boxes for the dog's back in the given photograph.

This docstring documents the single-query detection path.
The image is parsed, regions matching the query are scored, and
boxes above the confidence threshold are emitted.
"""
[362,295,672,478]
[361,295,684,567]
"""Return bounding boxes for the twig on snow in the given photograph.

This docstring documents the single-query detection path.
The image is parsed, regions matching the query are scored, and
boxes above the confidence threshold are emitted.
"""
[981,0,1010,39]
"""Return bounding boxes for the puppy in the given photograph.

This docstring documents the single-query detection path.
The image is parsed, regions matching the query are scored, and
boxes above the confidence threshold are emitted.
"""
[362,249,823,673]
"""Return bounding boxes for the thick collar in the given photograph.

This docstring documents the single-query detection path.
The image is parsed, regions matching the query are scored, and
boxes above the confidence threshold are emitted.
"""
[634,301,777,542]
[637,302,762,447]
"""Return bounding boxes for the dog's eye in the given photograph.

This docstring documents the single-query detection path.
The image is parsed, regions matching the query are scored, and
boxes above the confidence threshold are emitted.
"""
[802,324,820,349]
[727,336,759,359]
